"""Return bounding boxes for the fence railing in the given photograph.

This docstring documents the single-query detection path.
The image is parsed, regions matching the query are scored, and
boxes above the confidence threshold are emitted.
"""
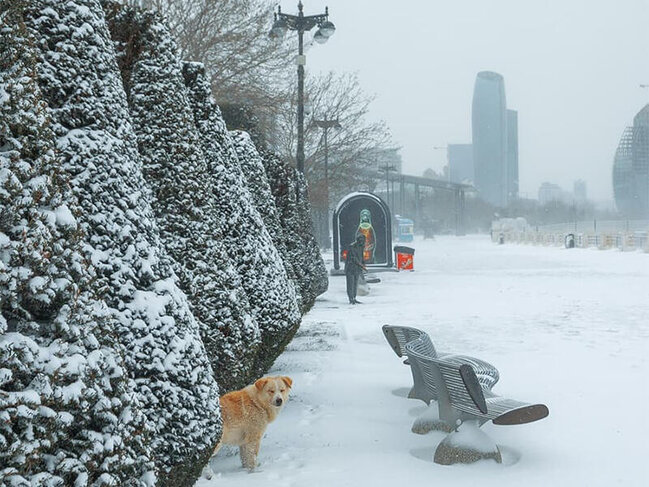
[493,223,649,252]
[530,220,649,234]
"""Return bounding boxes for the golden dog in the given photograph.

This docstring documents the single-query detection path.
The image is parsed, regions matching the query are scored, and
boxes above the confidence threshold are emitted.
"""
[204,376,293,476]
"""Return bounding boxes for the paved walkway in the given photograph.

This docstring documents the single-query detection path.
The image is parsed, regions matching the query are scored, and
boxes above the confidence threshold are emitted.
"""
[197,235,649,487]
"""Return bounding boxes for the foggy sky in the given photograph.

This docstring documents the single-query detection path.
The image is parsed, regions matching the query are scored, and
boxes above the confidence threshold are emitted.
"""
[278,0,649,202]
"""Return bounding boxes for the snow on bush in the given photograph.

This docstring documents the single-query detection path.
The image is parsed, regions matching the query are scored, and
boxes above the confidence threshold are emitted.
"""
[2,0,328,483]
[229,130,303,312]
[103,3,260,393]
[293,170,329,302]
[21,1,221,485]
[1,4,151,484]
[180,62,302,377]
[261,151,329,312]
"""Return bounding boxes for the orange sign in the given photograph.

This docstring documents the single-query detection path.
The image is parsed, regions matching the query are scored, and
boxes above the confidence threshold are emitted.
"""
[396,252,413,271]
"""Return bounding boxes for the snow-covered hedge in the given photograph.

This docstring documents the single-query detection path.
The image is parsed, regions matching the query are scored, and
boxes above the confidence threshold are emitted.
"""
[18,1,221,485]
[104,3,260,393]
[261,151,329,312]
[1,3,152,485]
[230,130,303,311]
[180,62,302,377]
[2,0,328,484]
[217,105,329,313]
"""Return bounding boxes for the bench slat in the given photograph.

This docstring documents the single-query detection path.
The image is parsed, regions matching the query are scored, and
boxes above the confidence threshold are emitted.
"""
[383,325,500,394]
[439,354,500,388]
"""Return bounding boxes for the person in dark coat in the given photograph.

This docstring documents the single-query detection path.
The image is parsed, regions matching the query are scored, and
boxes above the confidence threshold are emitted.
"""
[345,234,367,304]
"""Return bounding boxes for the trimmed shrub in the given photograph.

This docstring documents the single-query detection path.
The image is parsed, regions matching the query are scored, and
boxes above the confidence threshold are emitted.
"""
[23,1,221,484]
[104,3,260,393]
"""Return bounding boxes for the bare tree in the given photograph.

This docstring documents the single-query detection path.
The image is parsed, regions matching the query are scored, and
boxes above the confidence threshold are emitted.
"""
[130,0,394,212]
[134,0,295,112]
[275,71,395,204]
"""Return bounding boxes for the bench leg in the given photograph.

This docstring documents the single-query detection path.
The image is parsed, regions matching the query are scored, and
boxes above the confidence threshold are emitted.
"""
[407,386,430,404]
[412,404,453,434]
[433,420,502,465]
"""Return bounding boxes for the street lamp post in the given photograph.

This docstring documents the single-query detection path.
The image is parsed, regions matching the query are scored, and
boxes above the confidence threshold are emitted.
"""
[313,114,341,249]
[270,2,335,173]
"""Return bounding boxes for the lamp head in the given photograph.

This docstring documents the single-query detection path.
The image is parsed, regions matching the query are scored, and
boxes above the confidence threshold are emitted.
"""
[269,16,288,38]
[318,20,335,37]
[313,29,328,44]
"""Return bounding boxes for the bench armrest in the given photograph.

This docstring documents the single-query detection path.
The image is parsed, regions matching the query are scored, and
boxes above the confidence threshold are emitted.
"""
[459,364,488,414]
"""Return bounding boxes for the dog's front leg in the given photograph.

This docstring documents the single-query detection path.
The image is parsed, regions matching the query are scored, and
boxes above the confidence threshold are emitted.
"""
[240,433,263,471]
[240,443,256,470]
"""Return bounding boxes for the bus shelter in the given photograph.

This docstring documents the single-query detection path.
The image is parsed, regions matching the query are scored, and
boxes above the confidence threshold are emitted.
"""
[332,192,393,271]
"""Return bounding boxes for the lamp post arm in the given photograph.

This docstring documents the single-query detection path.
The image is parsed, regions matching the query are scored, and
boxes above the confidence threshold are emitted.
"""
[278,13,328,32]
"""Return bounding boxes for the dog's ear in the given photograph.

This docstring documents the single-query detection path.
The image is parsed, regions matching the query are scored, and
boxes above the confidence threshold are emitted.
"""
[281,376,293,389]
[254,377,268,391]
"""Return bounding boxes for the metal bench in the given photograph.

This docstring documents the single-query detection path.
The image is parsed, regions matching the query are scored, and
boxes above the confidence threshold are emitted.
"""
[404,337,549,464]
[382,325,500,404]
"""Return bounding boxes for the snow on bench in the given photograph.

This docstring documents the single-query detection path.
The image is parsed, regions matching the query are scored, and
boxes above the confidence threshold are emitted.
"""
[404,335,549,464]
[382,325,500,404]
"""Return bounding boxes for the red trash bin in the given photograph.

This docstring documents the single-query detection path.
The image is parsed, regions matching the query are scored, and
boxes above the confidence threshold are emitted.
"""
[394,246,415,271]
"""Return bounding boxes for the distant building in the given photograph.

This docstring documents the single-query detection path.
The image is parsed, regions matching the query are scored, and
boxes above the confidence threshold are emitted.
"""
[507,109,519,200]
[573,179,587,203]
[613,104,649,218]
[472,71,508,207]
[448,143,473,184]
[472,71,518,207]
[538,182,563,205]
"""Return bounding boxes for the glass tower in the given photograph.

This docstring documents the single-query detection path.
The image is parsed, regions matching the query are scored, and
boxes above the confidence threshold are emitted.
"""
[613,105,649,218]
[472,71,508,207]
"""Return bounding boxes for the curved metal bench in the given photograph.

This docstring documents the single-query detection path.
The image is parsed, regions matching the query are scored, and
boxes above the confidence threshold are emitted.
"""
[382,325,500,404]
[382,325,427,357]
[405,337,549,428]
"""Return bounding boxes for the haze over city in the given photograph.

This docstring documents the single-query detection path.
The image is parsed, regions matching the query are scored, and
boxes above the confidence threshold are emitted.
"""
[290,0,649,202]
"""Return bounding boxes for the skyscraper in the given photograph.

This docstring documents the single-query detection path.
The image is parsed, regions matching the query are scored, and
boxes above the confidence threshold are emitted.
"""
[471,72,519,207]
[472,71,508,207]
[507,109,519,200]
[613,104,649,217]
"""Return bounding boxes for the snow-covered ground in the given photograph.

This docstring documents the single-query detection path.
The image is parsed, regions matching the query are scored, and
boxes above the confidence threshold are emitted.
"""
[196,235,649,487]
